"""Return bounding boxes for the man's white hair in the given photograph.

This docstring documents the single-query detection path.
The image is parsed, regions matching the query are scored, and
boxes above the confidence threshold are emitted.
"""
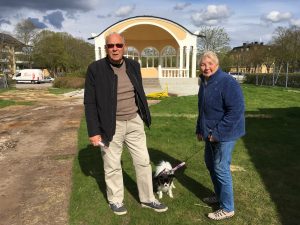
[105,32,125,44]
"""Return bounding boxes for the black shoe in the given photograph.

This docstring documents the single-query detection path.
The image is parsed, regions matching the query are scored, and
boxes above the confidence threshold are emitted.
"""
[141,199,168,212]
[203,195,219,204]
[109,202,127,215]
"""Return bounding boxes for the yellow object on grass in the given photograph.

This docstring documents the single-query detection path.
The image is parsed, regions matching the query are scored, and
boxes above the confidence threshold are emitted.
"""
[146,84,169,98]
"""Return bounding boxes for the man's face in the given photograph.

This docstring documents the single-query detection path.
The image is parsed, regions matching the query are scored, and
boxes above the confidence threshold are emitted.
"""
[200,56,218,78]
[105,33,126,64]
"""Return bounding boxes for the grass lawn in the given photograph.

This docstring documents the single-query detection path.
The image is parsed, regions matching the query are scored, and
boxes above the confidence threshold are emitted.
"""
[69,84,300,225]
[0,99,32,108]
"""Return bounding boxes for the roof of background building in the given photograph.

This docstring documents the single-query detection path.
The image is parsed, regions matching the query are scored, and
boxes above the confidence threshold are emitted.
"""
[0,33,26,48]
[232,41,272,51]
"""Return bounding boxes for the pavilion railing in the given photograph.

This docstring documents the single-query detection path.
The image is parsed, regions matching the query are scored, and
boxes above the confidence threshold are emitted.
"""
[158,66,189,78]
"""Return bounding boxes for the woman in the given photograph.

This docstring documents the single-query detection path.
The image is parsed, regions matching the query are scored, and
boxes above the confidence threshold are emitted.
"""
[195,51,245,220]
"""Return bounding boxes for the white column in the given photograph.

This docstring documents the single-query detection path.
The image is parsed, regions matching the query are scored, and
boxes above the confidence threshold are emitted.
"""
[95,47,100,60]
[101,48,106,60]
[146,57,148,68]
[158,65,162,78]
[159,54,163,68]
[185,46,190,78]
[138,52,142,66]
[179,46,184,76]
[192,45,197,78]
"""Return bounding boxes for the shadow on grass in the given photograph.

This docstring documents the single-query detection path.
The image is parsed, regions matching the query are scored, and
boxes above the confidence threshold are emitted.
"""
[77,145,107,201]
[77,145,150,204]
[77,145,213,207]
[243,107,300,225]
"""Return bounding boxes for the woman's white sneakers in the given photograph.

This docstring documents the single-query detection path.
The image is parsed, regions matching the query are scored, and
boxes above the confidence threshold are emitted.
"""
[208,209,235,220]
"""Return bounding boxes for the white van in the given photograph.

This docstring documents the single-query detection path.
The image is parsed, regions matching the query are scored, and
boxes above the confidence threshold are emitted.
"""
[12,69,44,84]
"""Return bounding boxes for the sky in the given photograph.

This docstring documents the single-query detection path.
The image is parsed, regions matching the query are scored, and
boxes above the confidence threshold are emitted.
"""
[0,0,300,47]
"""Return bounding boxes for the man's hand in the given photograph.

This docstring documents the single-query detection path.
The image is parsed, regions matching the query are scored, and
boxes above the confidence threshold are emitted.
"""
[89,135,102,146]
[196,134,203,141]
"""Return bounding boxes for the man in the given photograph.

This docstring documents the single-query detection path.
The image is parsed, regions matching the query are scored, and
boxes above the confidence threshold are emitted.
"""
[196,51,245,220]
[84,32,168,215]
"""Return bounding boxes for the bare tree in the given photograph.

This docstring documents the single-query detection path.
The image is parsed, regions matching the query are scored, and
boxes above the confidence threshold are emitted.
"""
[271,26,300,72]
[14,19,40,68]
[197,26,230,53]
[15,19,39,45]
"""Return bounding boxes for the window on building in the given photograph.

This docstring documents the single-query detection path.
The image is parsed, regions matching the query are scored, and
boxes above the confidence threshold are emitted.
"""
[141,47,159,68]
[161,46,177,67]
[125,46,139,62]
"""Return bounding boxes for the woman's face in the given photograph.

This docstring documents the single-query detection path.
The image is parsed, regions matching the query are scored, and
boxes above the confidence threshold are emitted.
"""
[200,56,218,78]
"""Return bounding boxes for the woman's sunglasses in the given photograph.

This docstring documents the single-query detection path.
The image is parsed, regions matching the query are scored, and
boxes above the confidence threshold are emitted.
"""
[106,43,124,49]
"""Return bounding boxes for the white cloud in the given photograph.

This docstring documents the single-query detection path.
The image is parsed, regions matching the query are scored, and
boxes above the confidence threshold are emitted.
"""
[174,2,191,10]
[262,11,292,23]
[114,5,135,18]
[191,5,231,26]
[290,18,300,27]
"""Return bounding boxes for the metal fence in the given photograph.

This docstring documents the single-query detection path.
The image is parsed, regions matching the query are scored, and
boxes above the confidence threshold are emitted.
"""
[244,74,300,88]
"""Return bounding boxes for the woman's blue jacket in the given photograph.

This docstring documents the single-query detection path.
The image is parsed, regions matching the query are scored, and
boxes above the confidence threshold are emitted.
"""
[196,68,245,142]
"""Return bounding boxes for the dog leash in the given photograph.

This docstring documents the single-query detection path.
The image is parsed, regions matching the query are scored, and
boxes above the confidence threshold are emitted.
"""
[157,162,186,177]
[171,162,186,172]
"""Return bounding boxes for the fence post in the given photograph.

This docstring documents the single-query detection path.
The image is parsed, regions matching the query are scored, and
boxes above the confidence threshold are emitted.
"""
[4,74,8,88]
[272,69,275,86]
[285,62,289,88]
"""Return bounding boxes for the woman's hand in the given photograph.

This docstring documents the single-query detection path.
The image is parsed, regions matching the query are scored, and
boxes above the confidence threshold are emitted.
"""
[208,135,217,142]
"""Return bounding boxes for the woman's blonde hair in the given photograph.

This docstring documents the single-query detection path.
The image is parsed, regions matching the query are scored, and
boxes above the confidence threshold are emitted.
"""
[198,51,219,65]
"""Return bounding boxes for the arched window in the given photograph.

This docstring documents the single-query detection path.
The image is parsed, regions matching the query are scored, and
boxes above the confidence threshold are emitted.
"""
[125,46,139,62]
[161,46,177,68]
[141,47,159,68]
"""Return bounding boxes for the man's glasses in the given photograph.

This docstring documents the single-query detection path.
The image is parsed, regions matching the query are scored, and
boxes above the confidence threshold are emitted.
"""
[106,43,124,49]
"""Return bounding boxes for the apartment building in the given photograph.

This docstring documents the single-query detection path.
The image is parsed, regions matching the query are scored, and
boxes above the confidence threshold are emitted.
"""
[0,33,27,75]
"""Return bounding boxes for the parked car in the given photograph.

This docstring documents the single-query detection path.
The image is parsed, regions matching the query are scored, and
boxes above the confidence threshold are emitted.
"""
[228,72,245,83]
[43,77,55,83]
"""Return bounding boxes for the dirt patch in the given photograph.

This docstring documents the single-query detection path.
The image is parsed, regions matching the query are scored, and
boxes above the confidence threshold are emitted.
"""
[0,89,83,225]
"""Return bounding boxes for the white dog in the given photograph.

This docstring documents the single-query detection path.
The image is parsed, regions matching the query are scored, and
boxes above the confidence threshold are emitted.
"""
[154,161,176,199]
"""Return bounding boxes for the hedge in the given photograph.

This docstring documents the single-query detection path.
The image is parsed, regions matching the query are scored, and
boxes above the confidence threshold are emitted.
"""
[52,77,85,89]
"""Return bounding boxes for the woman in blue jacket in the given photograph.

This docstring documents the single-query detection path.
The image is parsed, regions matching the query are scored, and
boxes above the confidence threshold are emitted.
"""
[196,51,245,220]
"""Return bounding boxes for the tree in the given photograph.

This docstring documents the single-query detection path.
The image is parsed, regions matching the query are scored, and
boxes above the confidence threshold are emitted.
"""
[271,26,300,72]
[14,19,40,68]
[32,30,94,76]
[33,31,68,74]
[197,26,230,53]
[14,19,38,45]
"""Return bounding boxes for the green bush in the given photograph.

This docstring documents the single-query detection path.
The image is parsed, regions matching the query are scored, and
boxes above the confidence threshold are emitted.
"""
[64,69,86,77]
[53,77,85,89]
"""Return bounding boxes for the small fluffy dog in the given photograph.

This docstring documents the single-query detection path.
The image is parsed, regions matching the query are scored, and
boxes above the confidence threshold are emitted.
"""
[154,161,176,199]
